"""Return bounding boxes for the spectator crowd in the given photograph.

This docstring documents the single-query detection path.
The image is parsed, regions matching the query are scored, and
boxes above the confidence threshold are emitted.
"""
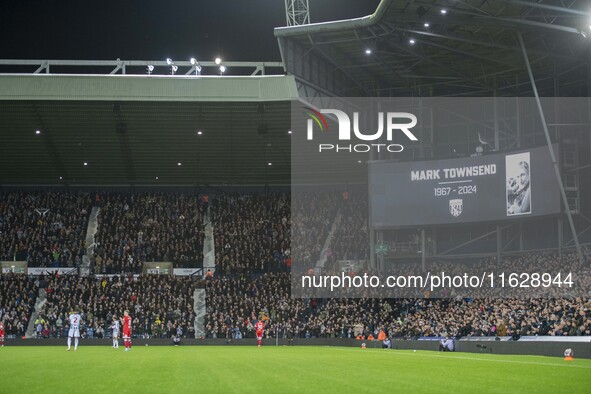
[0,273,38,337]
[211,194,290,274]
[36,273,196,339]
[325,190,369,268]
[0,190,589,343]
[94,192,206,273]
[0,191,91,267]
[203,271,590,340]
[291,192,340,269]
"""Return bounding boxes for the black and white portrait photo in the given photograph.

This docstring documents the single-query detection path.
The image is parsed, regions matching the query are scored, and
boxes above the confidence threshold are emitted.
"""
[506,152,531,216]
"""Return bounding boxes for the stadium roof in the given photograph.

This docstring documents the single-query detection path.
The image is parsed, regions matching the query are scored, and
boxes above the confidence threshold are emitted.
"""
[0,73,295,186]
[3,1,591,186]
[275,0,591,97]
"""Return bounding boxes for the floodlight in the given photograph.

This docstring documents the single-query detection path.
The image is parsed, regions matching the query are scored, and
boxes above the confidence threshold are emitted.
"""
[215,57,222,65]
[166,58,173,65]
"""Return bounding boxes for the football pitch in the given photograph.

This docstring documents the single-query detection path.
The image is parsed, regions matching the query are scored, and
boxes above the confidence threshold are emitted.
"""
[1,346,590,393]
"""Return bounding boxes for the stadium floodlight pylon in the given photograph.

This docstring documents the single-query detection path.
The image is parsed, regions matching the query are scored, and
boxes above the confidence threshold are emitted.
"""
[285,0,310,26]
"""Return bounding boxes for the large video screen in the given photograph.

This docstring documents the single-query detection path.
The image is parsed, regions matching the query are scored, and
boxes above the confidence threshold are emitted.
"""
[369,145,561,228]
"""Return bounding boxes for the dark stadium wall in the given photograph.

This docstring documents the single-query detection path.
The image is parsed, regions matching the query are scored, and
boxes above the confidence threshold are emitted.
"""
[7,338,591,359]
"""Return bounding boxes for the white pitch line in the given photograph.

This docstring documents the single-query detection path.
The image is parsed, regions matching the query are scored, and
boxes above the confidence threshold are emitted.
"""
[327,347,591,370]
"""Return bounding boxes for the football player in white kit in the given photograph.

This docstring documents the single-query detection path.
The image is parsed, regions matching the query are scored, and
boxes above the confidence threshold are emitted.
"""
[110,316,120,348]
[67,311,81,351]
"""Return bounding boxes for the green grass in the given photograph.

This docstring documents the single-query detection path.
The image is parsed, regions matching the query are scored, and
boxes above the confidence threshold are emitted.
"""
[1,346,590,393]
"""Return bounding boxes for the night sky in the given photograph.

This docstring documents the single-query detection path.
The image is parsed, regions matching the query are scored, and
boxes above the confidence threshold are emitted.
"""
[0,0,381,62]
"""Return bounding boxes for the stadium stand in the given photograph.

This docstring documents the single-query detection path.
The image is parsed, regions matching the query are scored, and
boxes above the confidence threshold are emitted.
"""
[324,190,369,270]
[211,194,290,275]
[0,273,38,337]
[291,192,340,269]
[38,273,197,339]
[93,192,206,274]
[203,260,590,340]
[0,191,92,267]
[389,296,591,338]
[0,192,589,342]
[204,273,300,339]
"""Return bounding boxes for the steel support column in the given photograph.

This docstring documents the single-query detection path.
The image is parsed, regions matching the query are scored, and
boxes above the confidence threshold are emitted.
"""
[496,225,502,264]
[518,32,583,262]
[421,229,426,271]
[558,217,563,258]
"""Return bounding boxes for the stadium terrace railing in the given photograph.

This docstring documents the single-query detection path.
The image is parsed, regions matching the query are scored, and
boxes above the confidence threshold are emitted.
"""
[0,59,285,76]
[26,267,78,276]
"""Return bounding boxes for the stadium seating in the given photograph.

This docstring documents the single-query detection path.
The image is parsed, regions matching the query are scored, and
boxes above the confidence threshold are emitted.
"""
[38,274,197,339]
[94,192,206,274]
[0,191,589,341]
[324,190,369,268]
[211,194,290,274]
[0,191,91,267]
[0,273,38,337]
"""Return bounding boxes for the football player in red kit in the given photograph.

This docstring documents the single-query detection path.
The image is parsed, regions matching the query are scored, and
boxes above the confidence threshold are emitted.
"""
[255,321,265,347]
[121,310,132,351]
[0,321,5,347]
